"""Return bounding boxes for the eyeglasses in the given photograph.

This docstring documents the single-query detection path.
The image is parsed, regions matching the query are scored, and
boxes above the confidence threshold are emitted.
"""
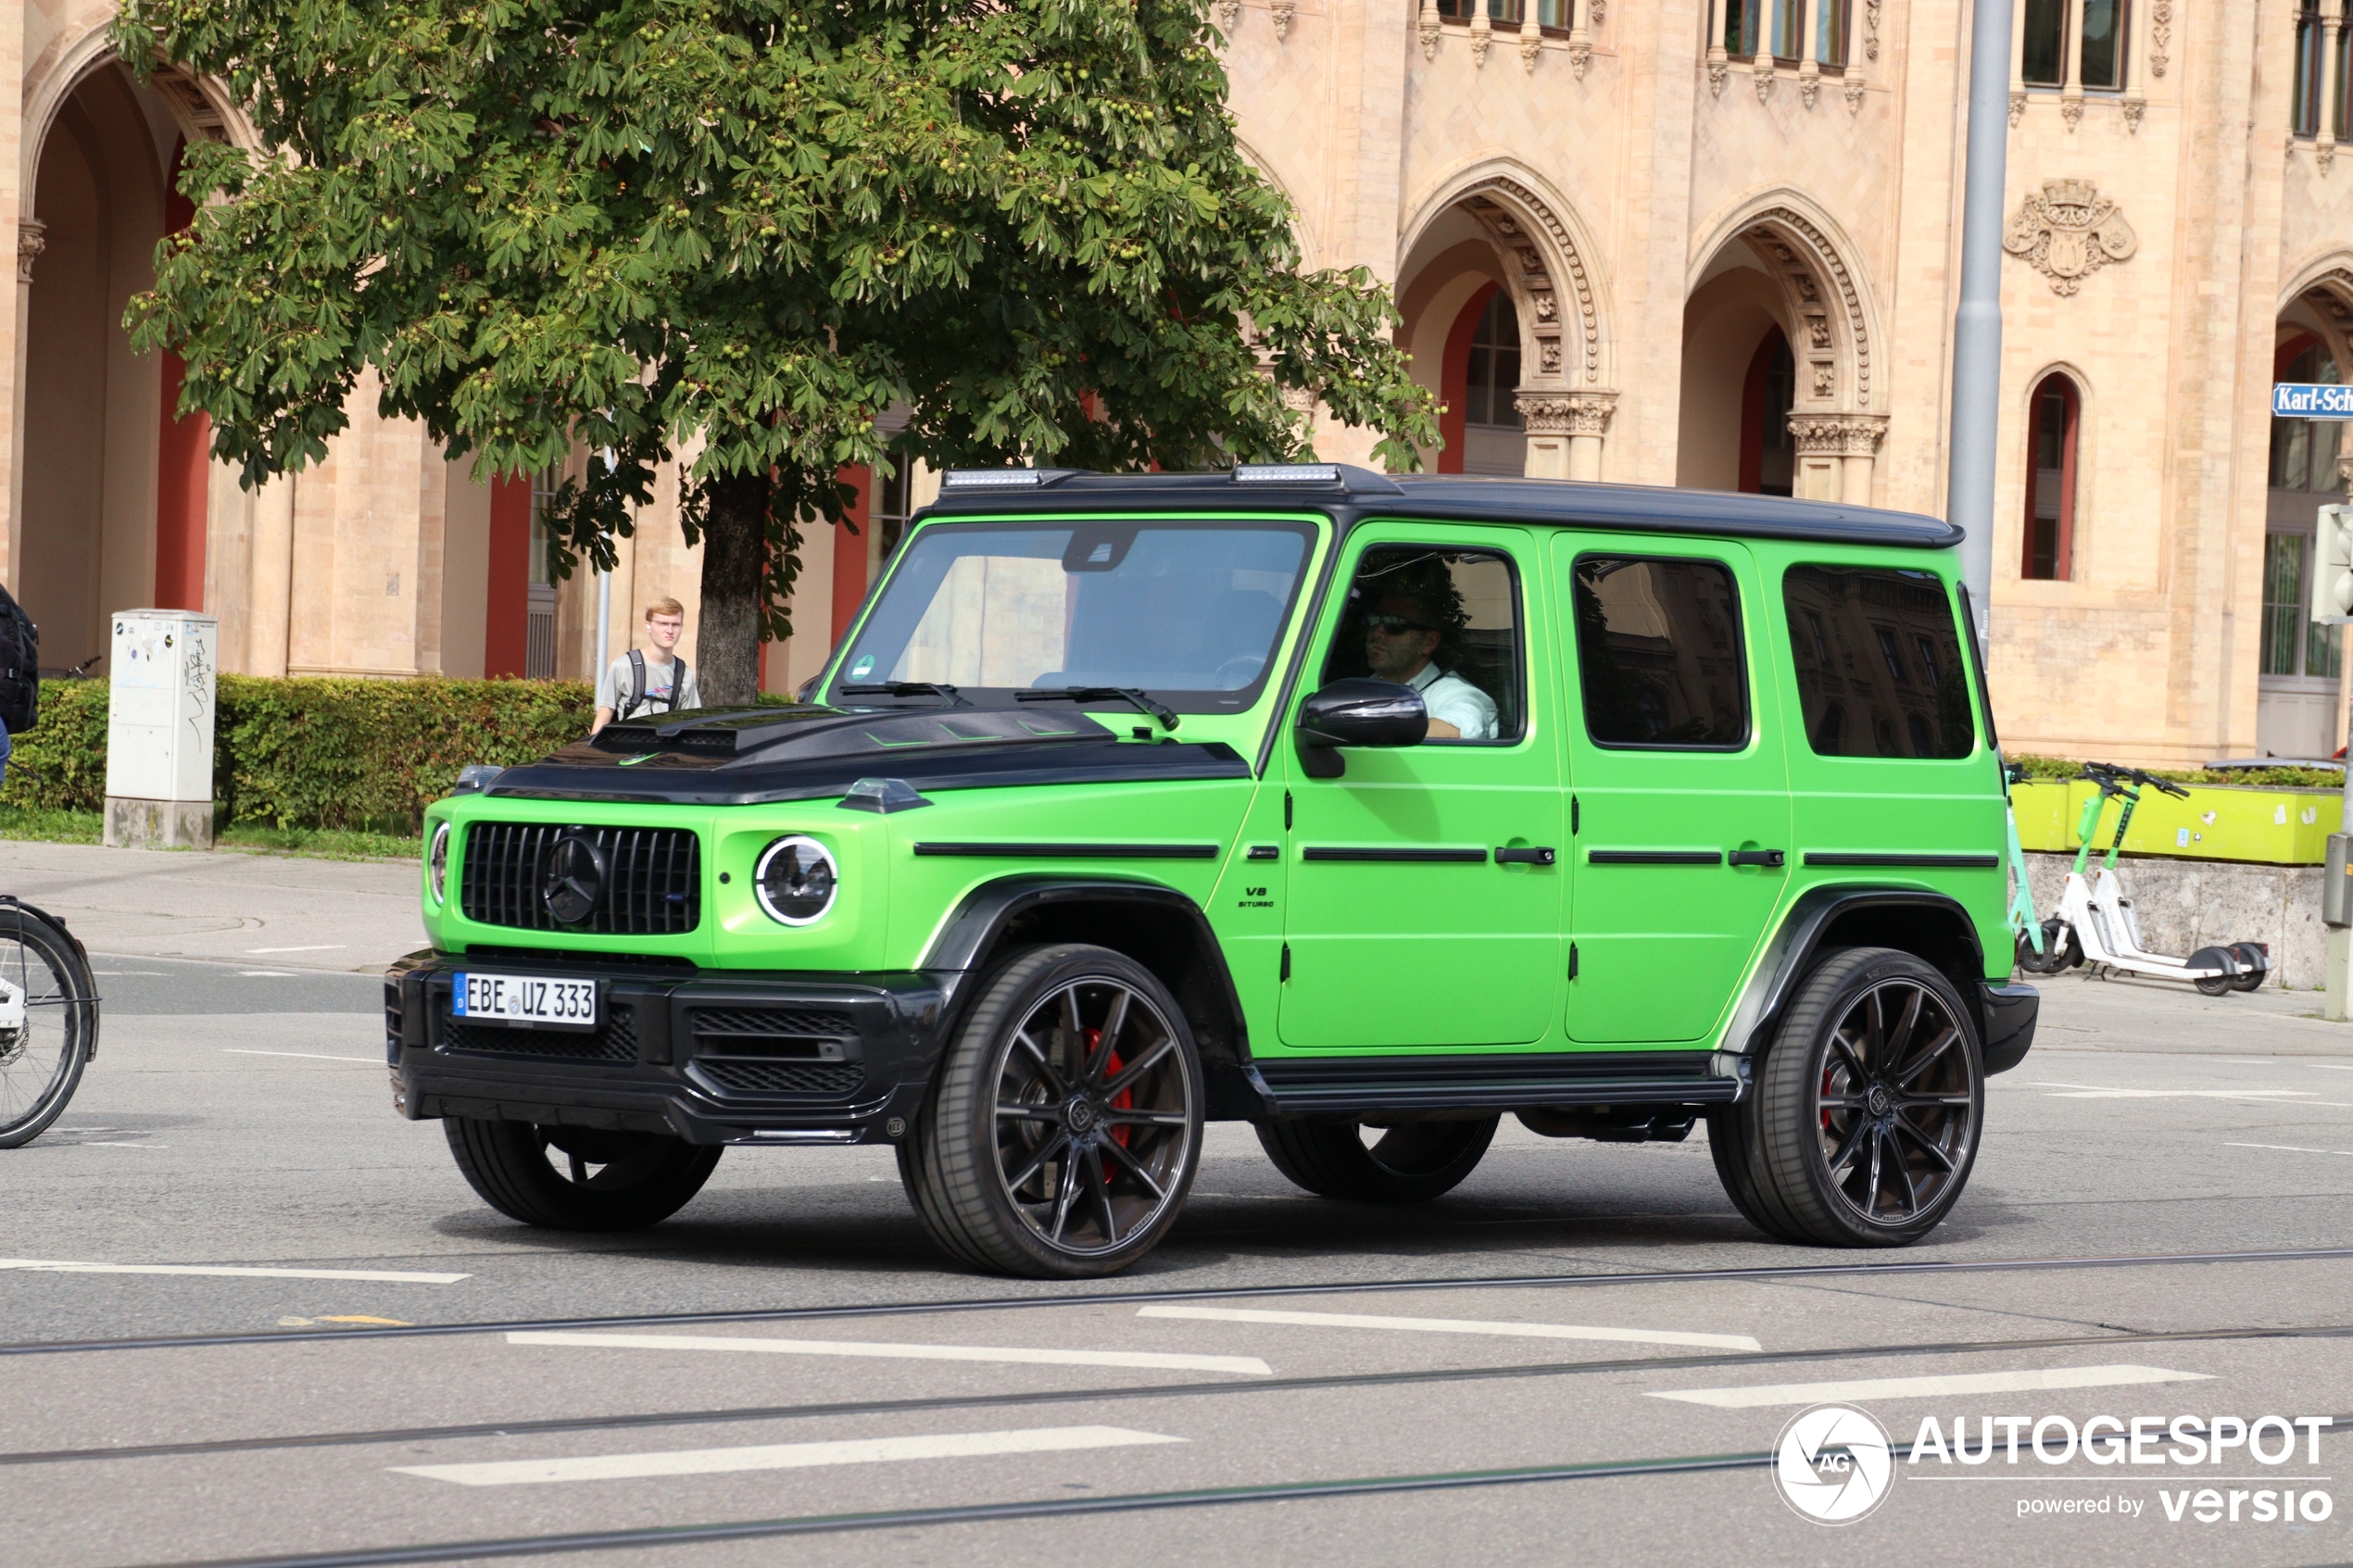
[1364,612,1437,635]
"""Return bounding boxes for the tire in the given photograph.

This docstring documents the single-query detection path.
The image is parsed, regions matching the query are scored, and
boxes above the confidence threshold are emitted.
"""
[0,905,97,1149]
[2193,972,2234,997]
[444,1119,721,1230]
[2015,919,2077,976]
[1736,947,1984,1248]
[1704,1104,1806,1243]
[1257,1115,1499,1203]
[899,944,1202,1278]
[2229,943,2267,994]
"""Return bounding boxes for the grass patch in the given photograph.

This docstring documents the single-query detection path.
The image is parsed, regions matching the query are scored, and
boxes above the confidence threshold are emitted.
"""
[0,807,102,844]
[0,807,417,860]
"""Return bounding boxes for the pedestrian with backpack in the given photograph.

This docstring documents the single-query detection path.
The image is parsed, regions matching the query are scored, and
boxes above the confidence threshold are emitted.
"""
[590,597,699,735]
[0,580,40,787]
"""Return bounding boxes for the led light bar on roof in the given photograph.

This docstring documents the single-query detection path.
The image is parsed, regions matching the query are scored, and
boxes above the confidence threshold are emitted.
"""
[942,469,1044,488]
[1232,464,1340,483]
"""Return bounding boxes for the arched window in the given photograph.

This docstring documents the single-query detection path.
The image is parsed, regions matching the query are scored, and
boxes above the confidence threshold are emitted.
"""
[2023,373,2080,581]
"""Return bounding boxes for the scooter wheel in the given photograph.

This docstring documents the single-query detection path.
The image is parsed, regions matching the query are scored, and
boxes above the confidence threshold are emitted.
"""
[2194,973,2233,997]
[2016,919,2078,976]
[2228,943,2267,993]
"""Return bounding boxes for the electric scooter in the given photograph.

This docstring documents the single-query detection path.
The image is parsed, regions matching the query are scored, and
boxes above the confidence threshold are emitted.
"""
[2017,763,2269,995]
[2003,761,2046,964]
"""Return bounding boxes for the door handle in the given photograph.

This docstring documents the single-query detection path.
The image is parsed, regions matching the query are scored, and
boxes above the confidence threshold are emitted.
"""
[1728,849,1787,868]
[1495,847,1558,866]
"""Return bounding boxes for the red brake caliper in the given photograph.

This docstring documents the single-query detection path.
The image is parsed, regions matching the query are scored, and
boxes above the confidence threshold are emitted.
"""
[1083,1026,1133,1149]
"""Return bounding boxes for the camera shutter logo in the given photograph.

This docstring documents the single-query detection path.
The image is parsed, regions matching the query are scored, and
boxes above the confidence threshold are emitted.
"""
[1775,1403,1895,1524]
[540,833,608,926]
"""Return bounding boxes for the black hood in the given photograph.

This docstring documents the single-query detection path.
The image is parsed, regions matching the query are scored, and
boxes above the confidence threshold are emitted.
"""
[481,704,1252,806]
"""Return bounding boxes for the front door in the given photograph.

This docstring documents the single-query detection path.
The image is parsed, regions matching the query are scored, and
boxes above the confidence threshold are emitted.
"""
[1557,536,1791,1046]
[1277,527,1565,1050]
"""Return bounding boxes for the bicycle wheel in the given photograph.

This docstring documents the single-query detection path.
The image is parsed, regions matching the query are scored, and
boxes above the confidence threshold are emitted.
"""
[0,902,97,1148]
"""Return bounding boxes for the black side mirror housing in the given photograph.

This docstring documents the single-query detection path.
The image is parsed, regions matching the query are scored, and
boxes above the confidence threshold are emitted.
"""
[1295,678,1428,779]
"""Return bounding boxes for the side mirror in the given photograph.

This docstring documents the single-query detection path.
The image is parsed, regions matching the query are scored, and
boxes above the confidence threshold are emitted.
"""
[1295,678,1428,779]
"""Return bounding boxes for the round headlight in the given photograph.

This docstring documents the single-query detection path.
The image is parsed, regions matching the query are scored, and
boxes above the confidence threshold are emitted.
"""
[755,836,837,925]
[427,822,450,904]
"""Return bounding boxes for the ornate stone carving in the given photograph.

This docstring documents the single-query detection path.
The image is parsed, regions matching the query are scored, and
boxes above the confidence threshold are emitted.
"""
[1865,0,1881,61]
[1799,68,1820,110]
[1419,0,1441,60]
[2003,179,2137,295]
[1215,0,1241,37]
[1520,24,1541,71]
[1787,414,1889,456]
[2151,1,2171,77]
[1707,55,1730,97]
[1269,0,1294,43]
[1516,392,1617,436]
[2121,95,2145,134]
[2325,141,2341,177]
[2009,89,2027,127]
[1462,180,1605,385]
[1591,0,1604,22]
[2059,94,2083,132]
[1278,384,1319,414]
[18,220,46,285]
[1809,361,1836,399]
[1754,62,1774,103]
[1469,11,1491,68]
[1844,75,1866,115]
[1743,208,1877,407]
[1567,37,1591,78]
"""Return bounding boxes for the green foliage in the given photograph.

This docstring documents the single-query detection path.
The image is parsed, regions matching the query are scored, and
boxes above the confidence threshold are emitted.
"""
[0,807,103,845]
[111,0,1441,691]
[0,675,593,831]
[2010,753,2344,789]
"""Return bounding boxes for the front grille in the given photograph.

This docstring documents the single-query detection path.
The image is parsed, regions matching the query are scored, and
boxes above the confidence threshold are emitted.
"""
[690,1007,857,1047]
[459,823,700,935]
[692,1060,865,1097]
[437,1000,638,1062]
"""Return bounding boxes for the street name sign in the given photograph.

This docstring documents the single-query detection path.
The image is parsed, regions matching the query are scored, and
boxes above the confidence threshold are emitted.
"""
[2275,383,2353,419]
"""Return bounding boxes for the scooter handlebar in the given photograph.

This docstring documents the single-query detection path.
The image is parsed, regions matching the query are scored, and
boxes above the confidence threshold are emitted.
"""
[2079,761,2191,798]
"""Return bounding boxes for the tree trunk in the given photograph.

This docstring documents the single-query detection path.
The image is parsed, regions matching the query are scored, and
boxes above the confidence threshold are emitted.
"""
[696,470,769,706]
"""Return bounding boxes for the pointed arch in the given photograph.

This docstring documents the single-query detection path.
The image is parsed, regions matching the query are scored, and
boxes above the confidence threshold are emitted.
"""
[21,21,257,207]
[1687,189,1883,415]
[1400,159,1615,392]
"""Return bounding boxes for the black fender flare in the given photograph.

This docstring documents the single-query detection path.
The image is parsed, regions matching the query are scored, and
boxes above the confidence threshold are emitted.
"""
[1720,885,2034,1075]
[921,874,1259,1117]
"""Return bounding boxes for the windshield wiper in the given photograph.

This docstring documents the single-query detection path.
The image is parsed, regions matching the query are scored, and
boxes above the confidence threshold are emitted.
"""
[839,682,970,708]
[1015,686,1180,732]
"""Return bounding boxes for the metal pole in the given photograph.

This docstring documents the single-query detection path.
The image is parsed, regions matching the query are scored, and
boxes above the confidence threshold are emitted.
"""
[1946,0,2014,657]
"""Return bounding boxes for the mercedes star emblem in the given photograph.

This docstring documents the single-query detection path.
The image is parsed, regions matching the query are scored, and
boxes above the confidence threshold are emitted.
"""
[540,833,608,925]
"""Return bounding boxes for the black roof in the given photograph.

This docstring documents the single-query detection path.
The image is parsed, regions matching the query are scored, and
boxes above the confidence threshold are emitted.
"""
[920,465,1962,550]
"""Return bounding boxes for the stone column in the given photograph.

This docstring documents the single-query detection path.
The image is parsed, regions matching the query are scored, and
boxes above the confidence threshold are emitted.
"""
[1705,0,1730,95]
[1516,391,1617,482]
[8,220,42,583]
[2322,1,2346,171]
[245,475,296,677]
[2059,0,2084,130]
[2007,0,2028,124]
[1789,413,1887,504]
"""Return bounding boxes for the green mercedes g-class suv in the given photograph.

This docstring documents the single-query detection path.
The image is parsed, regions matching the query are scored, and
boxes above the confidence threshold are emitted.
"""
[389,465,2036,1277]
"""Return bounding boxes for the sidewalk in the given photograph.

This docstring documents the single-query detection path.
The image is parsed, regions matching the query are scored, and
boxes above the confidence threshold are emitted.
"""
[0,840,425,972]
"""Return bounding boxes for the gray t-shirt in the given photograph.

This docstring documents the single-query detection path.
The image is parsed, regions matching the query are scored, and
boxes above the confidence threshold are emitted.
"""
[598,652,700,720]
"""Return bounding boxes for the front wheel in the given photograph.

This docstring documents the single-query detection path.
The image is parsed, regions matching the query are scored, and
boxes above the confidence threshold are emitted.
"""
[1720,947,1984,1248]
[900,944,1203,1278]
[0,905,97,1149]
[2229,943,2268,993]
[444,1119,722,1230]
[1257,1115,1498,1203]
[2015,918,2077,976]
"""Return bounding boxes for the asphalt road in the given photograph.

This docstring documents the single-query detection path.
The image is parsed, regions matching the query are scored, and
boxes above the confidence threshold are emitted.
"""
[5,960,2353,1567]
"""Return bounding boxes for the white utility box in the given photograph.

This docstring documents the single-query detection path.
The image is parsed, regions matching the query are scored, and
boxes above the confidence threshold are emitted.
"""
[103,608,218,849]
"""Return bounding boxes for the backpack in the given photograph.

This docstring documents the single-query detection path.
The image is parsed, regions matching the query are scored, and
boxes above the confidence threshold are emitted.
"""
[620,648,687,722]
[0,582,39,734]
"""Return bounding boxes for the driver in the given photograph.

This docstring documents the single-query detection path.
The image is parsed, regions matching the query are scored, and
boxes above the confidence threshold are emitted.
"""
[1359,566,1497,741]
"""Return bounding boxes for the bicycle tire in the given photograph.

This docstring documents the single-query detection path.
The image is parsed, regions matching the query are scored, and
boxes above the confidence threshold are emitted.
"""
[0,901,98,1148]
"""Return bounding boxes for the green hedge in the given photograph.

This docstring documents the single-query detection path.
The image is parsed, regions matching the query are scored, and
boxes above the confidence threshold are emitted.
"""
[2,675,594,832]
[2010,753,2344,789]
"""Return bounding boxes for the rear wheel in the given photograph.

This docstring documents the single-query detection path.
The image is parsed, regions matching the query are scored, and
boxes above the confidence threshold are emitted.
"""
[444,1119,721,1230]
[2229,943,2267,993]
[1257,1115,1499,1203]
[0,905,96,1149]
[1724,947,1984,1248]
[2015,918,2077,975]
[900,944,1202,1278]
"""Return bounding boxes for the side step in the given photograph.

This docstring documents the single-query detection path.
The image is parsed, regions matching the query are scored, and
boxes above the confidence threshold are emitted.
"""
[1245,1051,1743,1117]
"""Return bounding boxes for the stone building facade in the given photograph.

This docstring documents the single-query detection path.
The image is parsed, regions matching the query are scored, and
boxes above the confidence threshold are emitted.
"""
[0,0,2346,762]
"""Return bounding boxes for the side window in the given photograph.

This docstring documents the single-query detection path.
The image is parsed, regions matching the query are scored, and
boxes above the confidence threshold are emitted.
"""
[1782,565,1976,759]
[1570,556,1750,749]
[1321,545,1524,743]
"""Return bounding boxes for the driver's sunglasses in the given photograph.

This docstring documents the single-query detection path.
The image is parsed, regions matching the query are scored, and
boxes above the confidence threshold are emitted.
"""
[1364,612,1436,635]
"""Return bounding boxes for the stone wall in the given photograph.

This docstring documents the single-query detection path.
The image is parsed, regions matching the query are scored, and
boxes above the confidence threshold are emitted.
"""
[2020,851,2327,990]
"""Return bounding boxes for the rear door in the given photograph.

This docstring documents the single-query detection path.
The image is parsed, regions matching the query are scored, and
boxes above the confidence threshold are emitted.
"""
[1556,535,1792,1046]
[1276,524,1565,1050]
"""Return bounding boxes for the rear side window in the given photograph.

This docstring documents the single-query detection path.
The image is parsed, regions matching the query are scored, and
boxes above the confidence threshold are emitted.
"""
[1782,566,1975,759]
[1570,556,1750,749]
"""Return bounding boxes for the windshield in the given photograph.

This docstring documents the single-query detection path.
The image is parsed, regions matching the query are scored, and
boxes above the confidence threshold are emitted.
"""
[829,519,1315,713]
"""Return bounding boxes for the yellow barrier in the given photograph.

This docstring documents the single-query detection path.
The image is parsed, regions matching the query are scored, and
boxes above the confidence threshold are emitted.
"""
[2010,778,2336,865]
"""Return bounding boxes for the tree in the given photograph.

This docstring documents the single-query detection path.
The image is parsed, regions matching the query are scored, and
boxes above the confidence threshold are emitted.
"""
[113,0,1440,702]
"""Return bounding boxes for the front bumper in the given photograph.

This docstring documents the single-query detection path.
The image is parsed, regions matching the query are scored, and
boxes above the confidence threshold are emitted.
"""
[1980,979,2038,1075]
[384,951,956,1145]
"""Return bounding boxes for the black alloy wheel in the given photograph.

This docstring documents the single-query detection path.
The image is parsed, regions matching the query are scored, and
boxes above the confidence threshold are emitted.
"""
[1712,947,1983,1248]
[444,1119,723,1230]
[0,906,96,1149]
[1257,1114,1499,1203]
[900,944,1202,1278]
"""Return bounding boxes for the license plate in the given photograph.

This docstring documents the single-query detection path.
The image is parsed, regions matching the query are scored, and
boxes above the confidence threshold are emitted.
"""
[452,972,598,1031]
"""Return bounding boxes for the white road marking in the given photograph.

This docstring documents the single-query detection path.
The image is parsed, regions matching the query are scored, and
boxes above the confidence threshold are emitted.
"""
[2312,1065,2353,1073]
[81,1142,166,1149]
[1647,1363,2213,1410]
[222,1049,379,1064]
[509,1329,1271,1376]
[2229,1141,2353,1156]
[245,945,346,954]
[0,1259,469,1284]
[394,1424,1187,1486]
[2029,1082,2352,1105]
[1138,1304,1762,1352]
[237,971,296,977]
